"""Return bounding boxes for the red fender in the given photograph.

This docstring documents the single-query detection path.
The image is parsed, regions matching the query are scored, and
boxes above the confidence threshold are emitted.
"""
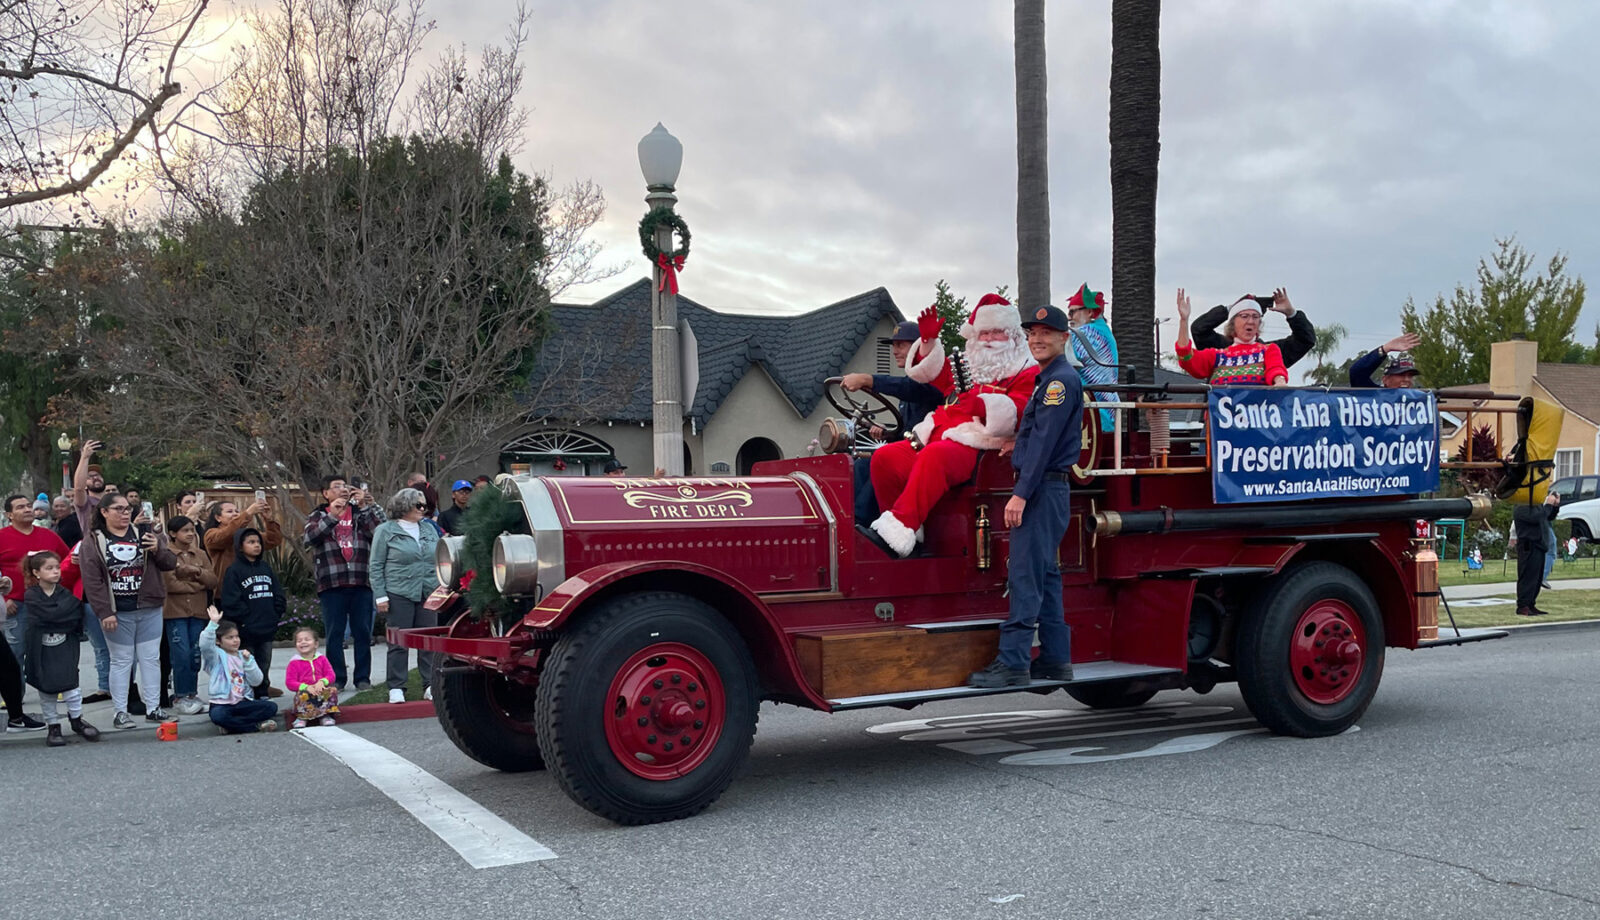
[524,560,829,710]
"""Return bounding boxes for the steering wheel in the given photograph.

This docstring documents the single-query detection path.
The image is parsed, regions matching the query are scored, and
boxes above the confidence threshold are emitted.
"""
[824,377,905,443]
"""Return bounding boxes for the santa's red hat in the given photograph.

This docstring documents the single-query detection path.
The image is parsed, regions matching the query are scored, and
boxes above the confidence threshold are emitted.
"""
[960,293,1021,340]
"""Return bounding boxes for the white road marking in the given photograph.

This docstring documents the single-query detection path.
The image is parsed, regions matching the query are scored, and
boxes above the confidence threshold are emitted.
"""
[999,728,1268,765]
[1448,597,1514,608]
[296,727,557,868]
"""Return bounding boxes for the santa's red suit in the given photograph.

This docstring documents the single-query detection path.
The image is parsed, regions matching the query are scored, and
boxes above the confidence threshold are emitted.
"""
[869,294,1039,557]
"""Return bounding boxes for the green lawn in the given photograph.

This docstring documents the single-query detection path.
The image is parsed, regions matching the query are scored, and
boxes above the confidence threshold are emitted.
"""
[1436,557,1600,588]
[343,669,428,705]
[1438,588,1600,629]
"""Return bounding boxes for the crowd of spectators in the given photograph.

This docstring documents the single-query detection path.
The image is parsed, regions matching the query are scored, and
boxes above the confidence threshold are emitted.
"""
[0,443,502,743]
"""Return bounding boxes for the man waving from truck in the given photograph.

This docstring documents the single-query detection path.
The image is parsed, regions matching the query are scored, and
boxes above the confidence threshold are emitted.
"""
[970,304,1083,688]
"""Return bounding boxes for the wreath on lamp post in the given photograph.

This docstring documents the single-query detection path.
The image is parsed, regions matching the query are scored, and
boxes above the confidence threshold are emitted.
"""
[639,206,690,294]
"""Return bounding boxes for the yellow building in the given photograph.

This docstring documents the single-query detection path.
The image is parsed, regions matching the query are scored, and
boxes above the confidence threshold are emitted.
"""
[1442,338,1600,483]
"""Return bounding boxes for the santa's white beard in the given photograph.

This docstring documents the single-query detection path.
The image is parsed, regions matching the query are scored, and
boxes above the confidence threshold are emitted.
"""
[964,334,1031,384]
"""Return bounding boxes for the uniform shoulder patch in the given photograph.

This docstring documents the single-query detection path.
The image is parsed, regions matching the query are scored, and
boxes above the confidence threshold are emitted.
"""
[1042,379,1067,406]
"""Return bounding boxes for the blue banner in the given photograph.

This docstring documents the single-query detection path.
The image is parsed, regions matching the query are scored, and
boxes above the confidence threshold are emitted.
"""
[1207,387,1440,504]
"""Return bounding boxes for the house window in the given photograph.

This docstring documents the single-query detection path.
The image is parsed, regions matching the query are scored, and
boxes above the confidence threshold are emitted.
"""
[1555,448,1583,481]
[875,337,893,374]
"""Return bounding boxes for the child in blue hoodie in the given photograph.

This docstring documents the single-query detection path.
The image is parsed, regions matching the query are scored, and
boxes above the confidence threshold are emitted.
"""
[219,527,286,700]
[198,605,278,733]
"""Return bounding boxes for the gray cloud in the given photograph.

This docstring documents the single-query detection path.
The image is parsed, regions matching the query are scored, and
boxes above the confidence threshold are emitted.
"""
[434,0,1600,367]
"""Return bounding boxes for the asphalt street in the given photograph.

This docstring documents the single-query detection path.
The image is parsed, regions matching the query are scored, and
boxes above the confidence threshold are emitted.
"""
[5,626,1600,920]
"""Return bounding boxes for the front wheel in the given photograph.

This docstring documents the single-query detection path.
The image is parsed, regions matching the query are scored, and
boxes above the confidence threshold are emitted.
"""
[535,591,759,825]
[433,667,546,772]
[1235,562,1385,737]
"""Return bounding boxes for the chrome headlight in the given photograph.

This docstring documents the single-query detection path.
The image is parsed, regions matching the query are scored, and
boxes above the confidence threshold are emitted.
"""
[493,534,541,596]
[435,535,466,589]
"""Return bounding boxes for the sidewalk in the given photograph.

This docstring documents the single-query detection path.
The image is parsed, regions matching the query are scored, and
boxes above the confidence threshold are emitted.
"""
[1443,577,1600,599]
[2,637,431,744]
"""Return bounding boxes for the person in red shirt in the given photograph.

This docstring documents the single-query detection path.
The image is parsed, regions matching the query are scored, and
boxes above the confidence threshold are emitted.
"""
[1,494,72,704]
[1174,288,1289,386]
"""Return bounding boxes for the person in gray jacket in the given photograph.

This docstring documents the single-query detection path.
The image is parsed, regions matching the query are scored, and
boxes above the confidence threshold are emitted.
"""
[371,487,442,704]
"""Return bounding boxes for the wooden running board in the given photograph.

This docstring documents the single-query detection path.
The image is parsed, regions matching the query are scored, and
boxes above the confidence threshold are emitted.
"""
[827,661,1182,711]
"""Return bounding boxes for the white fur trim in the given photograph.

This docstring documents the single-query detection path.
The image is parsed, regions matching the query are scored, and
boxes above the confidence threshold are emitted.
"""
[970,302,1023,335]
[976,392,1020,437]
[911,415,935,446]
[871,511,918,557]
[906,336,945,384]
[943,421,1014,452]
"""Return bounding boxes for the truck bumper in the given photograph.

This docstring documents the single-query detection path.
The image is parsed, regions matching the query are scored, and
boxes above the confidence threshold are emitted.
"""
[388,626,535,673]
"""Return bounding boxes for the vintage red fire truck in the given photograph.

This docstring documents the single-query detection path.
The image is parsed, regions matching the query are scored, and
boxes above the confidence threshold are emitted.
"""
[396,380,1518,826]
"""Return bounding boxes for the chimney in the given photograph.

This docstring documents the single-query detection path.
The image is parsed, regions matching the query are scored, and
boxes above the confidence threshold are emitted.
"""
[1490,338,1538,394]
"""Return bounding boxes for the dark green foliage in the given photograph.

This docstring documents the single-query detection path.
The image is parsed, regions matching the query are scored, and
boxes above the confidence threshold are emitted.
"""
[458,481,525,621]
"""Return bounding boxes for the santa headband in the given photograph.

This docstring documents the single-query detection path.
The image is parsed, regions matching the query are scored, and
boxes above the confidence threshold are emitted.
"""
[962,293,1022,338]
[1066,283,1105,317]
[1226,296,1264,323]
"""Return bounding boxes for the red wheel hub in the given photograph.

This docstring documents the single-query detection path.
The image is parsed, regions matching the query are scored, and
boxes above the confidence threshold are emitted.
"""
[603,642,725,780]
[1289,600,1367,705]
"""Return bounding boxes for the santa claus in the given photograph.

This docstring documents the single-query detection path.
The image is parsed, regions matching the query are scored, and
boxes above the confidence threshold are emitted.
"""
[867,293,1039,557]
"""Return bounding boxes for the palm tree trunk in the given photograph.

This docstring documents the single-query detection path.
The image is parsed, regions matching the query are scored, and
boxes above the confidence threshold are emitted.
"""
[1015,0,1049,311]
[1110,0,1161,384]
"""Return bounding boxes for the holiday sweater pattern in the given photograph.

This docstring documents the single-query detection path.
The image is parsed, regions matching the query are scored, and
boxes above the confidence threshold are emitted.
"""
[1176,341,1287,386]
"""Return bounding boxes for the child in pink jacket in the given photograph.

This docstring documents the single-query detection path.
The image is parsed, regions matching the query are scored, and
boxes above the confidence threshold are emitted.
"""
[284,627,340,729]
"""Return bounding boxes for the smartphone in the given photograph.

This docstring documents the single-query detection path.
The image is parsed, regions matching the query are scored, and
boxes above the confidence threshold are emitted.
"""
[254,489,266,505]
[141,500,154,520]
[194,491,205,508]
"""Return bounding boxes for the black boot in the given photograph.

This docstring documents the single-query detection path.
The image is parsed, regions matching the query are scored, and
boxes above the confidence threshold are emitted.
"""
[70,716,102,741]
[46,724,66,747]
[968,659,1030,689]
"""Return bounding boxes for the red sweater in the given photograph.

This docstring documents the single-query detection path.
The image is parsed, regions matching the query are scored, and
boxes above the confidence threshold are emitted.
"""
[0,524,70,603]
[1177,340,1287,386]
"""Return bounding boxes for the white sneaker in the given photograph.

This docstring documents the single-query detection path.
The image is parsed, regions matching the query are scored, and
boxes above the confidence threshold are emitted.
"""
[388,689,405,704]
[174,697,204,715]
[423,687,433,701]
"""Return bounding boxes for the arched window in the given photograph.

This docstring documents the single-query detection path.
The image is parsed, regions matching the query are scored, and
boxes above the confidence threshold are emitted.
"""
[736,437,782,476]
[501,429,614,476]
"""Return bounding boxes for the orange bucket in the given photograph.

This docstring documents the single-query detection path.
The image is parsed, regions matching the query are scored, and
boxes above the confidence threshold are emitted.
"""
[157,720,178,742]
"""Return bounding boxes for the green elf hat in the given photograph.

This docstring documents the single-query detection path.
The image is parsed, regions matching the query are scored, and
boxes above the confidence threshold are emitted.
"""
[1066,283,1105,317]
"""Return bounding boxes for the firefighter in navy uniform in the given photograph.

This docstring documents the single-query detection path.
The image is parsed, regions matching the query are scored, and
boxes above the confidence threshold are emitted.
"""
[969,304,1083,688]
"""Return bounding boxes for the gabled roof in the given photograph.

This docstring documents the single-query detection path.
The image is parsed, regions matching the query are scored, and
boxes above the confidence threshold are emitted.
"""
[527,279,903,426]
[1534,364,1600,426]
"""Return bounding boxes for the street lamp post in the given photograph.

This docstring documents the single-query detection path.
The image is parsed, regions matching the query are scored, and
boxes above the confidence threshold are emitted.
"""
[639,123,685,477]
[57,432,72,493]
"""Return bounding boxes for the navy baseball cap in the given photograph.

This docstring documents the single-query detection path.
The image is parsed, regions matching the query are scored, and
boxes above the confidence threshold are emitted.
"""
[451,479,473,492]
[1021,305,1070,332]
[890,320,920,342]
[603,459,627,474]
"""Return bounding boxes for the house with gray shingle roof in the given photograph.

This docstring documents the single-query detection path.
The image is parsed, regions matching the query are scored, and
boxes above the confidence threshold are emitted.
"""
[480,278,908,477]
[1441,338,1600,484]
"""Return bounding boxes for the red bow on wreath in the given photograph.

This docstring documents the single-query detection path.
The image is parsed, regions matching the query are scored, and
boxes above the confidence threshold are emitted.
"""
[657,253,686,294]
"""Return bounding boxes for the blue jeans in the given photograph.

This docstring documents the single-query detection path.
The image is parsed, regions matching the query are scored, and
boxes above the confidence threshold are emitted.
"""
[998,480,1072,671]
[319,586,374,686]
[165,618,207,698]
[83,602,110,692]
[209,698,279,733]
[852,455,880,523]
[1544,519,1557,580]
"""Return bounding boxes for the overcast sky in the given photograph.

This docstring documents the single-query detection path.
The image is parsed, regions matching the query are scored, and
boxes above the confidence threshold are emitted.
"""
[318,1,1600,369]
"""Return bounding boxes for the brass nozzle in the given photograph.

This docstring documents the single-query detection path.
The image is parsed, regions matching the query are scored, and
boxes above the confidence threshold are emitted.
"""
[1092,511,1123,537]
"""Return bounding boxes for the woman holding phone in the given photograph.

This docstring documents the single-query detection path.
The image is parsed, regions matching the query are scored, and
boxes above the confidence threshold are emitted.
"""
[370,488,441,703]
[204,493,283,584]
[78,494,180,729]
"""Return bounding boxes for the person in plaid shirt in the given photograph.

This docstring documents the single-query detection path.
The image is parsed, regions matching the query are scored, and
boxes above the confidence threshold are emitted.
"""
[302,475,383,689]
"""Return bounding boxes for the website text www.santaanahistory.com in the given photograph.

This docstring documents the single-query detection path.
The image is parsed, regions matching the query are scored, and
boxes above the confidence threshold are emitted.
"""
[1241,475,1416,498]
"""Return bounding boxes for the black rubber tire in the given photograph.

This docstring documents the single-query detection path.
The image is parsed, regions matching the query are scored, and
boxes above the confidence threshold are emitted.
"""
[1064,679,1159,709]
[1235,562,1385,738]
[534,591,760,826]
[433,667,546,773]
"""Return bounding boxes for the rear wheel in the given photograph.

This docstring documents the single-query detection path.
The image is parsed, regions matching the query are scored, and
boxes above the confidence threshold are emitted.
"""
[1064,679,1159,710]
[535,591,759,825]
[433,667,546,772]
[1235,562,1384,737]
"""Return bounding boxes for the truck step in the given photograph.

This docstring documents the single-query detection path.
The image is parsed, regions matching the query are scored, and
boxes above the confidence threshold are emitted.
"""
[827,661,1181,710]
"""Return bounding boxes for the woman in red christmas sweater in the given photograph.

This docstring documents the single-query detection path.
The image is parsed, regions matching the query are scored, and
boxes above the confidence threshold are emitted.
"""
[1173,288,1288,386]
